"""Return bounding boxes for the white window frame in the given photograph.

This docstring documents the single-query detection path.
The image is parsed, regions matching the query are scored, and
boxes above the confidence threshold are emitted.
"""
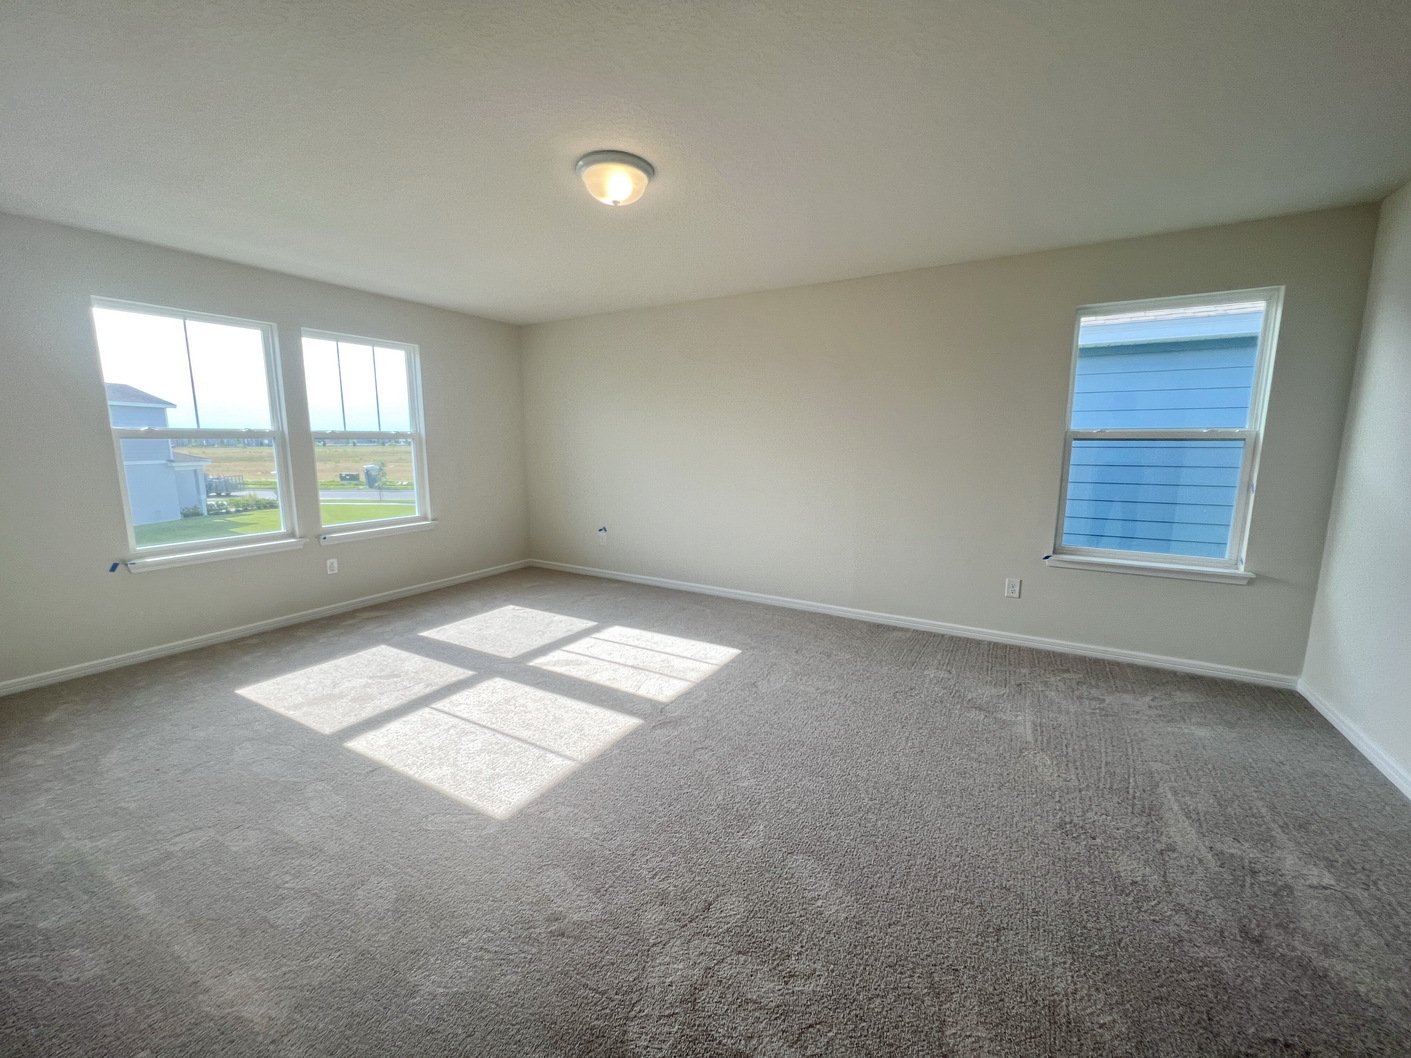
[1049,286,1283,584]
[93,297,300,564]
[301,328,432,544]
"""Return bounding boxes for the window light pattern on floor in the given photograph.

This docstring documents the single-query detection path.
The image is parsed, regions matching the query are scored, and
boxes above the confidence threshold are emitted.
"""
[235,609,738,818]
[419,605,596,658]
[235,645,471,733]
[345,678,642,818]
[530,626,741,702]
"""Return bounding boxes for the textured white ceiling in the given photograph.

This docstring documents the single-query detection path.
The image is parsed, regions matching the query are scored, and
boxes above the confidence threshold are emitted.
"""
[2,0,1408,323]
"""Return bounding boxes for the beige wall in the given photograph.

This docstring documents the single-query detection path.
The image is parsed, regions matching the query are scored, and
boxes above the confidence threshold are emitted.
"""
[523,207,1378,678]
[1303,183,1411,782]
[0,213,527,686]
[0,204,1386,692]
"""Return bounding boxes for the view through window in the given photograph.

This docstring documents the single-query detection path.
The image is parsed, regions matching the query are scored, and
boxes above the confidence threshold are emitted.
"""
[92,301,289,551]
[91,303,432,559]
[302,333,425,530]
[1055,288,1281,569]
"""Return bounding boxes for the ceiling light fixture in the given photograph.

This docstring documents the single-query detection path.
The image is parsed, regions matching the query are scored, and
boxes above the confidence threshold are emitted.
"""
[575,150,654,206]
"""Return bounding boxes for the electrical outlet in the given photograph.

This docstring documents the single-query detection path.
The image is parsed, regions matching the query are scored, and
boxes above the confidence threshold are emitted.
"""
[327,558,339,574]
[1004,577,1021,598]
[598,526,608,546]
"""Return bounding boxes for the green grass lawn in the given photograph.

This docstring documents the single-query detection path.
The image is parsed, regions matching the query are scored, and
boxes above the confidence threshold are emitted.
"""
[133,503,417,547]
[319,502,417,525]
[134,508,283,546]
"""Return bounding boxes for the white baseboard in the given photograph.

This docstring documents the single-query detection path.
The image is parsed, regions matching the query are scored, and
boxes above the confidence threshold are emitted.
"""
[1297,679,1411,801]
[0,560,531,699]
[14,555,1401,802]
[528,560,1299,689]
[538,558,1405,803]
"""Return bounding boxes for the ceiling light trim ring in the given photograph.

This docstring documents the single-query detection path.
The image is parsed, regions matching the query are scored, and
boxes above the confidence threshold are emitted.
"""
[574,150,655,181]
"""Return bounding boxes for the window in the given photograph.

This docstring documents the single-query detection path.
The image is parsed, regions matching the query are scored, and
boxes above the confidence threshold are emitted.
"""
[1051,288,1282,581]
[301,331,428,535]
[92,299,294,556]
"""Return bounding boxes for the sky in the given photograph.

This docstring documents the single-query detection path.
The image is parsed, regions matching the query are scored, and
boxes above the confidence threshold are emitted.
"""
[93,306,411,433]
[93,306,272,429]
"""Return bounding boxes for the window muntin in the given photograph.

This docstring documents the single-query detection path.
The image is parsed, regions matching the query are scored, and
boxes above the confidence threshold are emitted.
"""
[92,300,291,554]
[1054,289,1281,569]
[301,332,427,530]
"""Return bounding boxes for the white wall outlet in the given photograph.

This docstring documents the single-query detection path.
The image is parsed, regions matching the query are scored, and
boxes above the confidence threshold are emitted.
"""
[327,558,339,574]
[598,526,608,546]
[1004,577,1021,598]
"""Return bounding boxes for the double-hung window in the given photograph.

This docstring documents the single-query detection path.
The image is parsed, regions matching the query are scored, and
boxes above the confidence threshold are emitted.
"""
[1051,287,1282,581]
[92,299,294,558]
[301,331,429,538]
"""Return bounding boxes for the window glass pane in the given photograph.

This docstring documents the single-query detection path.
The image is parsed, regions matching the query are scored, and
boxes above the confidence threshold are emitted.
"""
[374,347,412,431]
[185,319,272,429]
[94,307,197,429]
[301,336,414,433]
[1073,302,1265,429]
[313,439,417,527]
[302,337,344,431]
[1062,439,1243,559]
[336,342,380,431]
[125,440,284,548]
[94,306,272,430]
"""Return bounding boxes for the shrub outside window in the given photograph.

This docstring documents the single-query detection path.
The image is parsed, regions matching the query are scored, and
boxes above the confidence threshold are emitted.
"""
[92,299,292,555]
[1052,288,1283,576]
[301,331,428,533]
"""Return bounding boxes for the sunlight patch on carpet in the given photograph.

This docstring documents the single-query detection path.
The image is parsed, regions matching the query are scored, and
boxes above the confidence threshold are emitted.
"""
[419,605,597,658]
[344,679,642,817]
[434,677,642,758]
[530,626,740,702]
[236,646,471,733]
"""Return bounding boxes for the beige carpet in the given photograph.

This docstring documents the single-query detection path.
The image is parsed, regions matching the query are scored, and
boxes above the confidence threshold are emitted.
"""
[2,567,1409,1056]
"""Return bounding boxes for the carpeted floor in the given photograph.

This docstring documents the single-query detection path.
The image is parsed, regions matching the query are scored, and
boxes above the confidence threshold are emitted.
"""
[2,568,1409,1056]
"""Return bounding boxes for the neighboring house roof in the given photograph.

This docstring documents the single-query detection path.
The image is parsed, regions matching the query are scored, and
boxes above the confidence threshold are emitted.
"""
[169,451,212,466]
[105,382,176,407]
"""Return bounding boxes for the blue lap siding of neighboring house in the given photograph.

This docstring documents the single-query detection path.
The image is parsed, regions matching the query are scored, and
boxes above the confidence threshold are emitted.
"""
[1062,310,1263,559]
[106,383,210,526]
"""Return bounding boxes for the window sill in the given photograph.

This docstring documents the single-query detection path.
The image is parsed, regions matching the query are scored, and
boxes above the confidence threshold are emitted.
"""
[1044,554,1255,584]
[319,519,436,545]
[123,536,306,573]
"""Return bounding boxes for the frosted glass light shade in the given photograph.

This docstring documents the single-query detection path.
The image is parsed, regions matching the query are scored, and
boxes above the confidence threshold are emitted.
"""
[575,150,654,206]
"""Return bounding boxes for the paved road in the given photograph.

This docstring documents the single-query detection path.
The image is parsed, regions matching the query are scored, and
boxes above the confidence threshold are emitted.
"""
[237,488,414,503]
